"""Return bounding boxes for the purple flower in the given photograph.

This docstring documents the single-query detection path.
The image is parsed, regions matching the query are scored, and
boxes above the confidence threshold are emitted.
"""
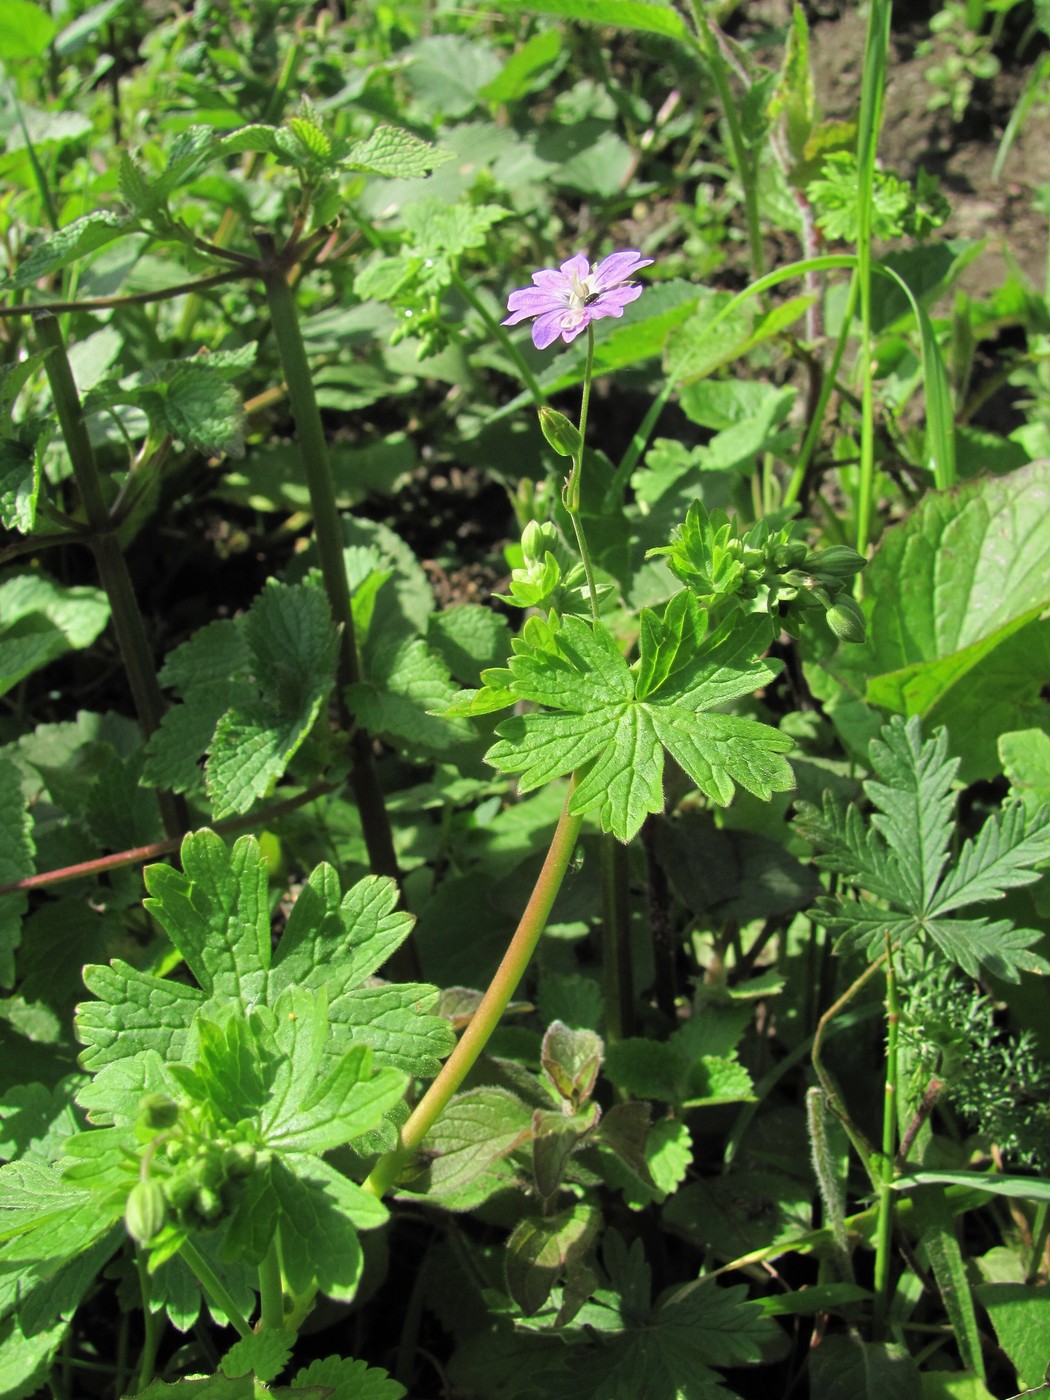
[502,250,654,350]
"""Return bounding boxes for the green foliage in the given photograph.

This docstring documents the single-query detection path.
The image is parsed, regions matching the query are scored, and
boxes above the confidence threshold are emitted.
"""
[474,603,794,841]
[143,579,339,817]
[797,716,1050,981]
[2,0,1048,1392]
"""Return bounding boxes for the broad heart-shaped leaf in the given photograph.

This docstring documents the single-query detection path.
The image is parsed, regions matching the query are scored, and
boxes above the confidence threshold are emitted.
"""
[76,830,452,1122]
[486,609,793,842]
[144,580,338,817]
[797,716,1050,981]
[825,460,1050,780]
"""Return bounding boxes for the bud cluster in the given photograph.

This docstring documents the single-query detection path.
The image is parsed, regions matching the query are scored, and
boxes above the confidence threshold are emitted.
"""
[123,1095,267,1246]
[649,502,868,642]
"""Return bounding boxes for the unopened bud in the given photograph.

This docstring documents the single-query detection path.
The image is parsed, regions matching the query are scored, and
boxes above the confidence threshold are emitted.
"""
[808,546,866,580]
[538,406,582,458]
[125,1179,167,1244]
[826,595,867,644]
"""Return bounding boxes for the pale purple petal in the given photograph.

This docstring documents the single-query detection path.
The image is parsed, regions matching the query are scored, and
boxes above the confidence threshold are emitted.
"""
[558,253,591,282]
[531,309,572,349]
[503,247,653,348]
[590,251,653,291]
[502,286,565,325]
[589,284,643,315]
[532,268,572,290]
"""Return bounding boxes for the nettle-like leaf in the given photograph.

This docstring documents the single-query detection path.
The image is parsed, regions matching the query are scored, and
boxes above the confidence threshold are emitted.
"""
[796,715,1050,981]
[479,600,793,842]
[3,210,134,290]
[142,579,337,818]
[76,829,453,1115]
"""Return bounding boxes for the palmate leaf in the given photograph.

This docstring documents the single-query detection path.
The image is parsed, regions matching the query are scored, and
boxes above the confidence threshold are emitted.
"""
[799,716,1050,981]
[485,607,793,842]
[76,830,452,1122]
[525,1233,777,1399]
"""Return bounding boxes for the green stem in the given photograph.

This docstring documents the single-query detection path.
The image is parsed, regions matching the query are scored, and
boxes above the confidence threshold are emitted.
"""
[783,275,859,509]
[257,240,409,936]
[854,0,892,555]
[1,269,246,320]
[134,1248,163,1393]
[362,789,584,1199]
[811,950,887,1192]
[450,269,547,408]
[258,1240,285,1332]
[873,936,900,1339]
[600,837,632,1044]
[33,311,185,842]
[687,8,765,281]
[563,326,600,620]
[178,1238,252,1339]
[605,379,674,508]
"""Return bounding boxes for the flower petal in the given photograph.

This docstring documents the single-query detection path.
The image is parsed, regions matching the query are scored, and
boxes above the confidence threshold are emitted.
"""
[502,287,565,325]
[558,253,591,283]
[590,251,653,291]
[531,310,571,349]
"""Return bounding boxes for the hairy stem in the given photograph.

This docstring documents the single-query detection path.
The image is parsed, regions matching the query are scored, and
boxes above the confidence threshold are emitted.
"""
[362,789,584,1199]
[257,238,412,971]
[806,1086,853,1280]
[33,311,185,842]
[687,8,765,281]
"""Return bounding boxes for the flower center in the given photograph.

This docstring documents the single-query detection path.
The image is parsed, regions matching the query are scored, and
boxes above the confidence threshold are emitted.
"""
[567,272,598,311]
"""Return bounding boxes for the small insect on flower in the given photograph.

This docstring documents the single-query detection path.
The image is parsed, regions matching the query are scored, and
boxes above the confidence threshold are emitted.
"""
[502,250,654,350]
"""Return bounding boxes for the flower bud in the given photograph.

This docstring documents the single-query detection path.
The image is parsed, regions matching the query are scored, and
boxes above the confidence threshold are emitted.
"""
[538,407,582,458]
[808,545,866,580]
[521,519,557,565]
[138,1094,179,1132]
[125,1180,167,1244]
[826,595,867,644]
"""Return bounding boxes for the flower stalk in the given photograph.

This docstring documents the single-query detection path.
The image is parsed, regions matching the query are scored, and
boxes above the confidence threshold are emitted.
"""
[362,789,584,1199]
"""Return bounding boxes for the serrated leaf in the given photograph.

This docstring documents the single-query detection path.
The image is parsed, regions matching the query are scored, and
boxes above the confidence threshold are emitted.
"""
[6,211,131,290]
[205,696,325,818]
[292,1356,406,1400]
[347,637,473,754]
[485,612,792,842]
[0,573,109,697]
[340,126,451,179]
[827,460,1050,781]
[221,1328,295,1383]
[270,1157,365,1301]
[800,715,1050,981]
[77,832,450,1109]
[287,117,332,164]
[0,437,41,533]
[405,1086,531,1200]
[161,365,245,458]
[506,1203,600,1317]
